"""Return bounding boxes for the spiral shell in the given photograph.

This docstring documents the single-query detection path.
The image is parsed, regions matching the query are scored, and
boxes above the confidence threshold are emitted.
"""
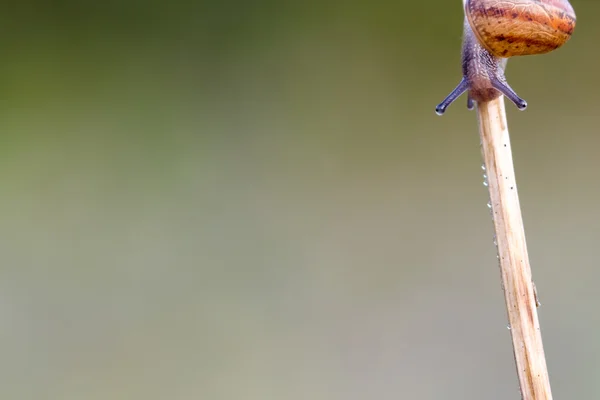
[465,0,576,57]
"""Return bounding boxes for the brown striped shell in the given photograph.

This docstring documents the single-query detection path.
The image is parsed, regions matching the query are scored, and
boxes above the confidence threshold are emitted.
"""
[465,0,576,58]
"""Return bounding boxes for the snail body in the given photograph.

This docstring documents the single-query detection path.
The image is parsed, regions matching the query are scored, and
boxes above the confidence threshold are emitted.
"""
[436,0,576,115]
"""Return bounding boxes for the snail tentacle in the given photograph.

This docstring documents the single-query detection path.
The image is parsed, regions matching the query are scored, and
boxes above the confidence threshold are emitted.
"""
[491,79,528,110]
[435,78,469,115]
[467,95,475,110]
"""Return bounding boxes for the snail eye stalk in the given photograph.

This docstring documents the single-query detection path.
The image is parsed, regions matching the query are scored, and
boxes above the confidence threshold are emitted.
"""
[491,79,527,110]
[435,78,469,115]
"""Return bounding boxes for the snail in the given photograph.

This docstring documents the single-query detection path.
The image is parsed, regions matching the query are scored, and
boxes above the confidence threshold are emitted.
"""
[435,0,576,115]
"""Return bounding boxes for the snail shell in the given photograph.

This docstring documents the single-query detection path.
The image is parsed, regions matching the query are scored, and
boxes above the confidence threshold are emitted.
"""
[465,0,576,58]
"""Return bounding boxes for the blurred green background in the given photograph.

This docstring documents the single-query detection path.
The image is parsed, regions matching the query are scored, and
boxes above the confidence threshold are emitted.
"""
[1,1,597,399]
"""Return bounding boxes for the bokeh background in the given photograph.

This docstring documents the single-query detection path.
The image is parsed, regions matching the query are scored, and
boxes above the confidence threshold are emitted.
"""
[1,1,597,399]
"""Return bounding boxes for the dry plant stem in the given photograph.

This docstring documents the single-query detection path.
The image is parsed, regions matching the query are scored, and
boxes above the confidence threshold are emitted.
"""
[477,97,552,400]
